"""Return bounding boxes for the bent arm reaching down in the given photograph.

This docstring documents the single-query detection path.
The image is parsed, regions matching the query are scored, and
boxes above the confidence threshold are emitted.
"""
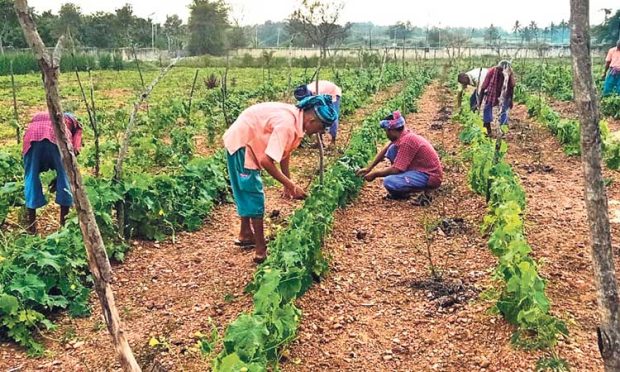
[356,143,391,177]
[259,154,306,199]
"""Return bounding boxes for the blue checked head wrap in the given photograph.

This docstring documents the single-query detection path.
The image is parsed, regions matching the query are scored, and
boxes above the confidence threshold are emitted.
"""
[296,94,338,127]
[379,111,405,129]
[294,84,313,101]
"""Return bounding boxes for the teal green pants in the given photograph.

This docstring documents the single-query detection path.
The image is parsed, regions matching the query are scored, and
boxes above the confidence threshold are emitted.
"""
[227,147,265,218]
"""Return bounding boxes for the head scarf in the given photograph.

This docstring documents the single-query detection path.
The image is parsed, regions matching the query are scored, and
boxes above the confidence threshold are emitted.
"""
[294,85,312,101]
[498,60,512,70]
[380,110,406,129]
[63,112,81,134]
[296,94,338,127]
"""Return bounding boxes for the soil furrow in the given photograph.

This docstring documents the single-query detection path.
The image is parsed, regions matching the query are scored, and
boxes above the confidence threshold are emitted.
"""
[281,82,550,371]
[0,84,404,371]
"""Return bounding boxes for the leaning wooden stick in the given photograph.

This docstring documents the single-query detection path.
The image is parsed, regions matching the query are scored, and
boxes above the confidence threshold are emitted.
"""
[13,1,141,370]
[9,60,20,144]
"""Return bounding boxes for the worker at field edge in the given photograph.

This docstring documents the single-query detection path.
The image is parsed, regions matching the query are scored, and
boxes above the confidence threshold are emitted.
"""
[479,60,515,137]
[294,80,342,147]
[23,111,82,234]
[457,67,488,111]
[223,95,338,263]
[602,39,620,97]
[356,111,443,206]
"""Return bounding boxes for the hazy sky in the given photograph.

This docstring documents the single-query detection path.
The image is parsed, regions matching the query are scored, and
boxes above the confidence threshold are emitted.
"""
[27,0,620,29]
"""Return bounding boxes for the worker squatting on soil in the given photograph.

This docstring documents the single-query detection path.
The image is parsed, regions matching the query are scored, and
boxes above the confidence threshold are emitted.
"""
[223,95,338,263]
[23,112,82,234]
[457,67,488,111]
[602,39,620,97]
[356,111,443,206]
[478,60,516,137]
[294,80,342,147]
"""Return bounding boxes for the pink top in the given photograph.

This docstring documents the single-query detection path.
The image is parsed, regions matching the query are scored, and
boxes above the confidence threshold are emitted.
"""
[308,80,342,102]
[23,112,83,156]
[392,130,443,188]
[223,102,305,170]
[606,47,620,69]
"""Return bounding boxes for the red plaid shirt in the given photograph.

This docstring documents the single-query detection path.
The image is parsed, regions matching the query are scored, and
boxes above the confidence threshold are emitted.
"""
[392,130,443,188]
[23,112,83,156]
[481,66,515,107]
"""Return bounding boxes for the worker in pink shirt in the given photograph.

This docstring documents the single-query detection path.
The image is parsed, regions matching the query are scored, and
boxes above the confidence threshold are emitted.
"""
[23,111,82,233]
[223,95,338,263]
[602,39,620,96]
[294,80,342,147]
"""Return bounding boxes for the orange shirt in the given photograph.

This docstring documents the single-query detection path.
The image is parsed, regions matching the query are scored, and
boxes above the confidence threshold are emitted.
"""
[308,80,342,102]
[223,102,305,170]
[606,47,620,69]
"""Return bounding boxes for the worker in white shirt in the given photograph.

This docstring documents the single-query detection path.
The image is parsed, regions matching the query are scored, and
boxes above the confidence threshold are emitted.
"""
[457,67,489,112]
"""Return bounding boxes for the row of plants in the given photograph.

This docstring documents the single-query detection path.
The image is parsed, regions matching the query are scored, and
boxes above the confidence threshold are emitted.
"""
[0,52,123,76]
[0,64,408,355]
[456,105,568,365]
[516,60,620,119]
[212,67,435,371]
[514,85,620,169]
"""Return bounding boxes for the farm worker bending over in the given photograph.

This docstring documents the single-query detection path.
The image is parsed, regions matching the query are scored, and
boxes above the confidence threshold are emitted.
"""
[356,111,443,206]
[479,60,515,137]
[294,80,342,147]
[23,111,82,234]
[602,39,620,97]
[223,95,338,263]
[457,67,488,111]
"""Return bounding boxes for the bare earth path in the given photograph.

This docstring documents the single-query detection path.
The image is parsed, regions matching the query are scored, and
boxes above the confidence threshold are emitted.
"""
[281,82,618,371]
[0,84,404,371]
[503,104,620,371]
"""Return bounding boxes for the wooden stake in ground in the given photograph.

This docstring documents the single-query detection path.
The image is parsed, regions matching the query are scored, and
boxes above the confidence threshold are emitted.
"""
[10,60,20,143]
[570,1,620,370]
[113,57,179,235]
[13,1,141,370]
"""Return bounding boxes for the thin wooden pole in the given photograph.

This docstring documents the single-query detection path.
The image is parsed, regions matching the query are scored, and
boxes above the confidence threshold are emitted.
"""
[187,69,199,127]
[14,1,140,370]
[10,60,20,143]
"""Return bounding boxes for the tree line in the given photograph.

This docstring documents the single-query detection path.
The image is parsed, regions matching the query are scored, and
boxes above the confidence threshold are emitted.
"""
[1,0,619,57]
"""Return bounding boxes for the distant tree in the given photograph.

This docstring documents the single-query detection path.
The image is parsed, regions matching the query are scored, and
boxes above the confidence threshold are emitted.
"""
[35,10,58,46]
[114,4,135,46]
[81,11,117,48]
[512,20,521,35]
[287,0,351,58]
[528,20,539,43]
[593,9,620,44]
[388,21,413,45]
[188,0,230,56]
[484,24,501,47]
[163,14,185,51]
[54,3,82,41]
[227,20,248,49]
[0,0,26,51]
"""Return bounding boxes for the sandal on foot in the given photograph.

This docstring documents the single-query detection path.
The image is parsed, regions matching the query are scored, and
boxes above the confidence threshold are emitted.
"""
[383,193,411,201]
[234,239,256,248]
[253,254,267,264]
[412,193,433,207]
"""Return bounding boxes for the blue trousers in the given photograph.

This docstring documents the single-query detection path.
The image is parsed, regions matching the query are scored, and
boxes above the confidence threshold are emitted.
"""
[384,144,430,196]
[483,100,510,125]
[328,96,341,139]
[470,91,480,112]
[603,72,620,96]
[24,140,73,209]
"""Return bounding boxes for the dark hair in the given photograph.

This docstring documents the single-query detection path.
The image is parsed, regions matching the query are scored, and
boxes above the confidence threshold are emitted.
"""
[382,113,395,121]
[391,126,405,133]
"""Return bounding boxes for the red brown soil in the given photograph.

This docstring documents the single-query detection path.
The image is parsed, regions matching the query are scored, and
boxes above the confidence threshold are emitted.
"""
[0,83,404,371]
[279,82,615,371]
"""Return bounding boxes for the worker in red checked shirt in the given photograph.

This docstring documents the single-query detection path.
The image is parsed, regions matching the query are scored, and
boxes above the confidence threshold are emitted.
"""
[356,111,443,205]
[23,111,82,234]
